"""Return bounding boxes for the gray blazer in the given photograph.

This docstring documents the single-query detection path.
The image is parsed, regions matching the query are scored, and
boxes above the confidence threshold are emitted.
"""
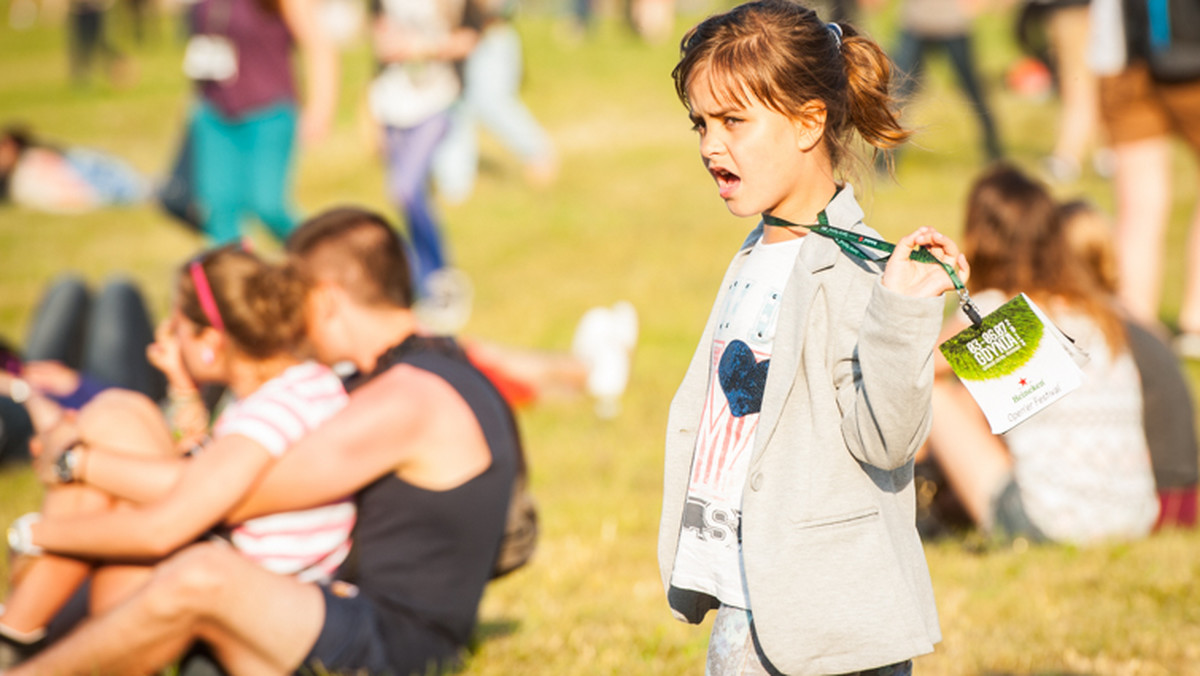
[658,187,943,675]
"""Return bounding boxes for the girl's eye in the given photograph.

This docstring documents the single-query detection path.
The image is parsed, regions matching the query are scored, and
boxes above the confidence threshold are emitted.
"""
[723,117,742,127]
[690,120,705,133]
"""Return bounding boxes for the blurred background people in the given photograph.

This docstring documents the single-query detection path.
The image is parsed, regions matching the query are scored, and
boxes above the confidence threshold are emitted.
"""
[1090,0,1200,353]
[368,0,480,319]
[433,0,558,205]
[0,274,163,466]
[1015,0,1110,182]
[66,0,131,87]
[925,164,1159,544]
[0,125,151,214]
[866,0,1004,165]
[1059,199,1199,529]
[185,0,338,244]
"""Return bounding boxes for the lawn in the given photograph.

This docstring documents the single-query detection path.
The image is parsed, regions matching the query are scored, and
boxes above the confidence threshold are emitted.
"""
[1,1,1199,674]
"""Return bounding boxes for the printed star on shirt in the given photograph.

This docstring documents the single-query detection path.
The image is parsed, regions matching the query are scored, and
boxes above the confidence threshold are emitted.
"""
[1019,378,1027,386]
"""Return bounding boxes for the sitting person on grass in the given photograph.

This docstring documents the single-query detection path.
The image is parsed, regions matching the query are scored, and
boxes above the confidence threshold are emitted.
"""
[925,164,1159,544]
[5,206,520,676]
[0,246,353,664]
[1058,199,1199,529]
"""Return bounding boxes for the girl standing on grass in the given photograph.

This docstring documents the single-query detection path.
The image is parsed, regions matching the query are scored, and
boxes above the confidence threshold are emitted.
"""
[657,1,967,673]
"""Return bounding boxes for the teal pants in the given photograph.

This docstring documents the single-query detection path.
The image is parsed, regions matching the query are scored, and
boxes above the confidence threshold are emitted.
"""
[191,100,300,244]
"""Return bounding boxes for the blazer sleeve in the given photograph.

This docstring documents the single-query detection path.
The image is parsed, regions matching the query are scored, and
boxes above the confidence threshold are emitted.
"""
[837,279,945,470]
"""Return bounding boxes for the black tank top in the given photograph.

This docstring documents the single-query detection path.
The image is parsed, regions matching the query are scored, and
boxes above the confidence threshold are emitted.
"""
[341,336,519,673]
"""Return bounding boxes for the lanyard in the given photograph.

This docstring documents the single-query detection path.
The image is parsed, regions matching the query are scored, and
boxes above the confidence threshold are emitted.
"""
[762,210,984,328]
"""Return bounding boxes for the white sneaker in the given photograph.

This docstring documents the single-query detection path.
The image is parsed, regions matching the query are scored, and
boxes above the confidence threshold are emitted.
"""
[572,302,638,418]
[415,268,474,335]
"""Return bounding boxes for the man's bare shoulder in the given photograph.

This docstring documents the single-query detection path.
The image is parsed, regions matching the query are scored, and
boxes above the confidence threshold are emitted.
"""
[348,362,467,414]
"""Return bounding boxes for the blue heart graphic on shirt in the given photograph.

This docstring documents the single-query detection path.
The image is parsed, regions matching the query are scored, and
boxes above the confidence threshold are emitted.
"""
[718,340,769,417]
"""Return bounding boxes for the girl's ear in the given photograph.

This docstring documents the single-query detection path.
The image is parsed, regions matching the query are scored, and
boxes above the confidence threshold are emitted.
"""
[199,324,227,355]
[793,100,828,152]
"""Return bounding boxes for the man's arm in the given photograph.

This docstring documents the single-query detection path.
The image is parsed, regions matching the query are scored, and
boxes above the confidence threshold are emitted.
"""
[225,364,438,523]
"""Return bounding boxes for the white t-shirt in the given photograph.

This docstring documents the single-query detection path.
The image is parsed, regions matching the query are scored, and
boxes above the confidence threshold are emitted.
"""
[671,235,805,609]
[213,361,354,583]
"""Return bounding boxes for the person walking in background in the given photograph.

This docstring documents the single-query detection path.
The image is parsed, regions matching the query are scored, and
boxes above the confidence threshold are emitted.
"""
[1021,0,1110,182]
[66,0,131,87]
[433,0,558,205]
[1089,0,1200,353]
[368,0,481,313]
[660,2,968,672]
[925,165,1159,545]
[186,0,338,244]
[865,0,1003,164]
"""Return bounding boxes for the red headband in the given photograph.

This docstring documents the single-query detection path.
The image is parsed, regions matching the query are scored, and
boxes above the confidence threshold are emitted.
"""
[189,260,225,332]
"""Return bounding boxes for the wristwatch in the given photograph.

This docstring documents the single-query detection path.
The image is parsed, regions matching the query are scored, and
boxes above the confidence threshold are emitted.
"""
[6,513,42,557]
[55,445,82,484]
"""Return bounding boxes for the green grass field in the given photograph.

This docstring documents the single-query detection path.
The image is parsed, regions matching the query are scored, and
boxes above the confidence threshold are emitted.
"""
[2,2,1200,674]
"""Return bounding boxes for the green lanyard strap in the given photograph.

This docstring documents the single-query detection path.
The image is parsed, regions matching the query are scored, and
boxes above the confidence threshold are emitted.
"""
[763,211,984,327]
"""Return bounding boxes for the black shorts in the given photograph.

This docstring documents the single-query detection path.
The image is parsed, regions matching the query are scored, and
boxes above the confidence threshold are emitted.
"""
[300,582,390,675]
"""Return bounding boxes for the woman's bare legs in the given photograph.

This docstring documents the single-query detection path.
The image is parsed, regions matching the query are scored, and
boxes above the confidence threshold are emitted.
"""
[1113,137,1173,324]
[926,379,1013,529]
[1,389,175,638]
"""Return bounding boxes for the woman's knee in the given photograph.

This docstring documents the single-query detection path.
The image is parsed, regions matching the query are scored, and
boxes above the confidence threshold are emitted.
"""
[78,389,172,456]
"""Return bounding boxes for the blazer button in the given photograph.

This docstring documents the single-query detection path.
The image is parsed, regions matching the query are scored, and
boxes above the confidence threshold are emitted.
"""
[750,472,763,491]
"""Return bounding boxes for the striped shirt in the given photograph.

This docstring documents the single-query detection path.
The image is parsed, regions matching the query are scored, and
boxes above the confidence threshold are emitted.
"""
[213,361,354,583]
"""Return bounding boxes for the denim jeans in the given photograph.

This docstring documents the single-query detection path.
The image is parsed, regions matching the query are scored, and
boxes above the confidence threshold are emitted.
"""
[24,275,164,401]
[384,113,452,294]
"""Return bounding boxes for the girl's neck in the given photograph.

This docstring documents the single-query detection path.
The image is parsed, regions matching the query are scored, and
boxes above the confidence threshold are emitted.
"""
[227,353,301,398]
[761,175,839,245]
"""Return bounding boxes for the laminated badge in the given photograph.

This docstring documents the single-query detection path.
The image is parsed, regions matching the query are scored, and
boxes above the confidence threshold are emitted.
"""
[939,293,1086,434]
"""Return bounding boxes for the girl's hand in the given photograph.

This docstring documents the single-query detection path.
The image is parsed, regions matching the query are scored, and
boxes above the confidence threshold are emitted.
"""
[881,227,970,298]
[147,319,196,393]
[21,361,81,398]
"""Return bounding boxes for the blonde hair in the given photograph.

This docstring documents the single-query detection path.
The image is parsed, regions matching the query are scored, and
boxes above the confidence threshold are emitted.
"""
[177,246,310,360]
[672,0,910,172]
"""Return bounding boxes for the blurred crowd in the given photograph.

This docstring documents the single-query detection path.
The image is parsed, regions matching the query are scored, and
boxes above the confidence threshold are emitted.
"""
[1,0,1199,672]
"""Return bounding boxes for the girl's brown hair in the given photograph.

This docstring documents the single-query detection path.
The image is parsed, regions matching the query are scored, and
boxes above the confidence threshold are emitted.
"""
[177,246,310,360]
[672,0,910,172]
[964,164,1125,351]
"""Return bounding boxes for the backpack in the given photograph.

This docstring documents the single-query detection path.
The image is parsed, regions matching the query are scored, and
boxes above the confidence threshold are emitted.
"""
[1135,0,1200,82]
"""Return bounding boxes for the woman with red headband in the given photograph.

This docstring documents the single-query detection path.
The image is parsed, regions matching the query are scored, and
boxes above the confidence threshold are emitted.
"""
[0,246,352,662]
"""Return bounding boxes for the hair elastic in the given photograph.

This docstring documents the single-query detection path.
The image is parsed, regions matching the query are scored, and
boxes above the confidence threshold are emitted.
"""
[826,22,843,51]
[189,260,226,332]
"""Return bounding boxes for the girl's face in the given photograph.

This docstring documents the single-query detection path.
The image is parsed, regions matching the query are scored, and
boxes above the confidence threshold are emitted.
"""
[687,72,821,222]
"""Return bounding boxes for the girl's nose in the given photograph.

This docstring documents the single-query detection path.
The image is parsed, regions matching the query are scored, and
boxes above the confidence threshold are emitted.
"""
[699,130,723,158]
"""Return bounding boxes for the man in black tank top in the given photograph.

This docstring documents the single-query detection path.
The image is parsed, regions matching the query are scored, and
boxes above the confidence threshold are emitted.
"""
[9,208,519,676]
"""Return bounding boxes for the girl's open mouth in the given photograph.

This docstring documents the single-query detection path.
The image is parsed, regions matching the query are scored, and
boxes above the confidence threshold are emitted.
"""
[712,167,740,198]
